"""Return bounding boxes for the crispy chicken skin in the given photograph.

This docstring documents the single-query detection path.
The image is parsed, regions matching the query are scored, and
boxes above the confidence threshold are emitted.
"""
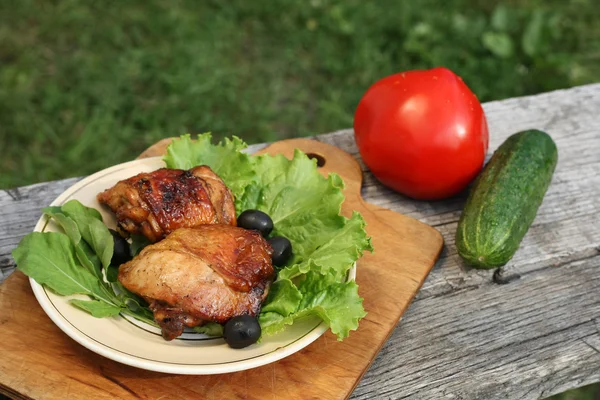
[119,225,275,340]
[97,166,236,242]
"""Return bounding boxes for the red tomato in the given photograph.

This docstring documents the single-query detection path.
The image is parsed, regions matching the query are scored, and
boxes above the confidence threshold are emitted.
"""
[354,67,489,200]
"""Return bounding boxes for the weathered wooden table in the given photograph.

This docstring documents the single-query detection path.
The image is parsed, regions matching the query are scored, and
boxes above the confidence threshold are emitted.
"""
[2,84,599,399]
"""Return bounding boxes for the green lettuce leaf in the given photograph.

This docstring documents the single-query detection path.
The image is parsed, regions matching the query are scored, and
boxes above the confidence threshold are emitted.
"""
[238,149,372,279]
[296,271,366,339]
[163,133,256,198]
[278,211,372,281]
[70,299,122,318]
[192,323,224,337]
[257,312,291,336]
[260,279,302,316]
[260,271,366,340]
[258,279,303,336]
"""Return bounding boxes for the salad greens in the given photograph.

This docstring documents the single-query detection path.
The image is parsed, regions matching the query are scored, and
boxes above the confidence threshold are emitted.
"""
[164,134,372,339]
[13,133,372,341]
[13,203,156,325]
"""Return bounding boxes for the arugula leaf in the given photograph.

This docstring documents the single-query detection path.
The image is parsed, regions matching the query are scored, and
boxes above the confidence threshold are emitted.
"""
[57,201,163,327]
[42,206,63,215]
[106,265,119,282]
[113,284,158,326]
[130,234,151,257]
[70,299,122,318]
[37,202,158,326]
[42,208,81,243]
[12,232,118,306]
[43,208,103,280]
[61,200,114,269]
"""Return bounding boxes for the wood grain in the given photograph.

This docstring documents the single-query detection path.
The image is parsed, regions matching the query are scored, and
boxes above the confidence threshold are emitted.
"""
[2,83,600,399]
[0,139,443,399]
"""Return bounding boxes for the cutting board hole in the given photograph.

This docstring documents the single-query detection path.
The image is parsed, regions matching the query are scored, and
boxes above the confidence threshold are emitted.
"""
[306,153,326,168]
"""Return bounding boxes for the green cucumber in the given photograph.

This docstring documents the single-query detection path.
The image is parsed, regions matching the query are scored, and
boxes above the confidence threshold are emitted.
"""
[456,129,558,269]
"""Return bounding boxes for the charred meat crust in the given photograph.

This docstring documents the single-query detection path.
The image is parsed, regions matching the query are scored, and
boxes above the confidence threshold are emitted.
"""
[97,166,236,242]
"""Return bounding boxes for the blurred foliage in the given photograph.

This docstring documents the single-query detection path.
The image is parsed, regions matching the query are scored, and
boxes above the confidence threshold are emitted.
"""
[547,383,600,400]
[0,0,599,188]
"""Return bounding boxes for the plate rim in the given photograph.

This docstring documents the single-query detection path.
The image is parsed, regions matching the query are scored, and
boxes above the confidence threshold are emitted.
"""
[28,156,353,375]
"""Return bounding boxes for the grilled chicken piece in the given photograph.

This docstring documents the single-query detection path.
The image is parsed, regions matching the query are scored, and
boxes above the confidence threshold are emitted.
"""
[97,166,236,242]
[119,225,275,340]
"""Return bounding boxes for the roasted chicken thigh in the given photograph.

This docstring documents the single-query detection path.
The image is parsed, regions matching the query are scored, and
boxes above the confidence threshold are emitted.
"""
[97,166,236,242]
[119,225,275,340]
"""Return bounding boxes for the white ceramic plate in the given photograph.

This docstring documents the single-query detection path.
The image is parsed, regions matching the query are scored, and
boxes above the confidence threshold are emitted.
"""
[29,157,356,375]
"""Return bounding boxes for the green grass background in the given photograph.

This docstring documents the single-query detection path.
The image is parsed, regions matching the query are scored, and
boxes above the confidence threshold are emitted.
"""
[1,1,599,398]
[2,0,598,190]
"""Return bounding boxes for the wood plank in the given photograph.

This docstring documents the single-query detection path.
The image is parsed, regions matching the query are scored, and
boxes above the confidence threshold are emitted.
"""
[2,83,600,399]
[351,255,600,399]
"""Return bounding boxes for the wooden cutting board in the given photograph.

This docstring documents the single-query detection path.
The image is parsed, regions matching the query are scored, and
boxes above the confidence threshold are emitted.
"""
[0,138,443,400]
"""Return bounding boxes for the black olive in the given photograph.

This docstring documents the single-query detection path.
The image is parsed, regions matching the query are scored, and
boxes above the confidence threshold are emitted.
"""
[223,315,261,349]
[237,210,273,237]
[109,229,132,266]
[268,236,292,267]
